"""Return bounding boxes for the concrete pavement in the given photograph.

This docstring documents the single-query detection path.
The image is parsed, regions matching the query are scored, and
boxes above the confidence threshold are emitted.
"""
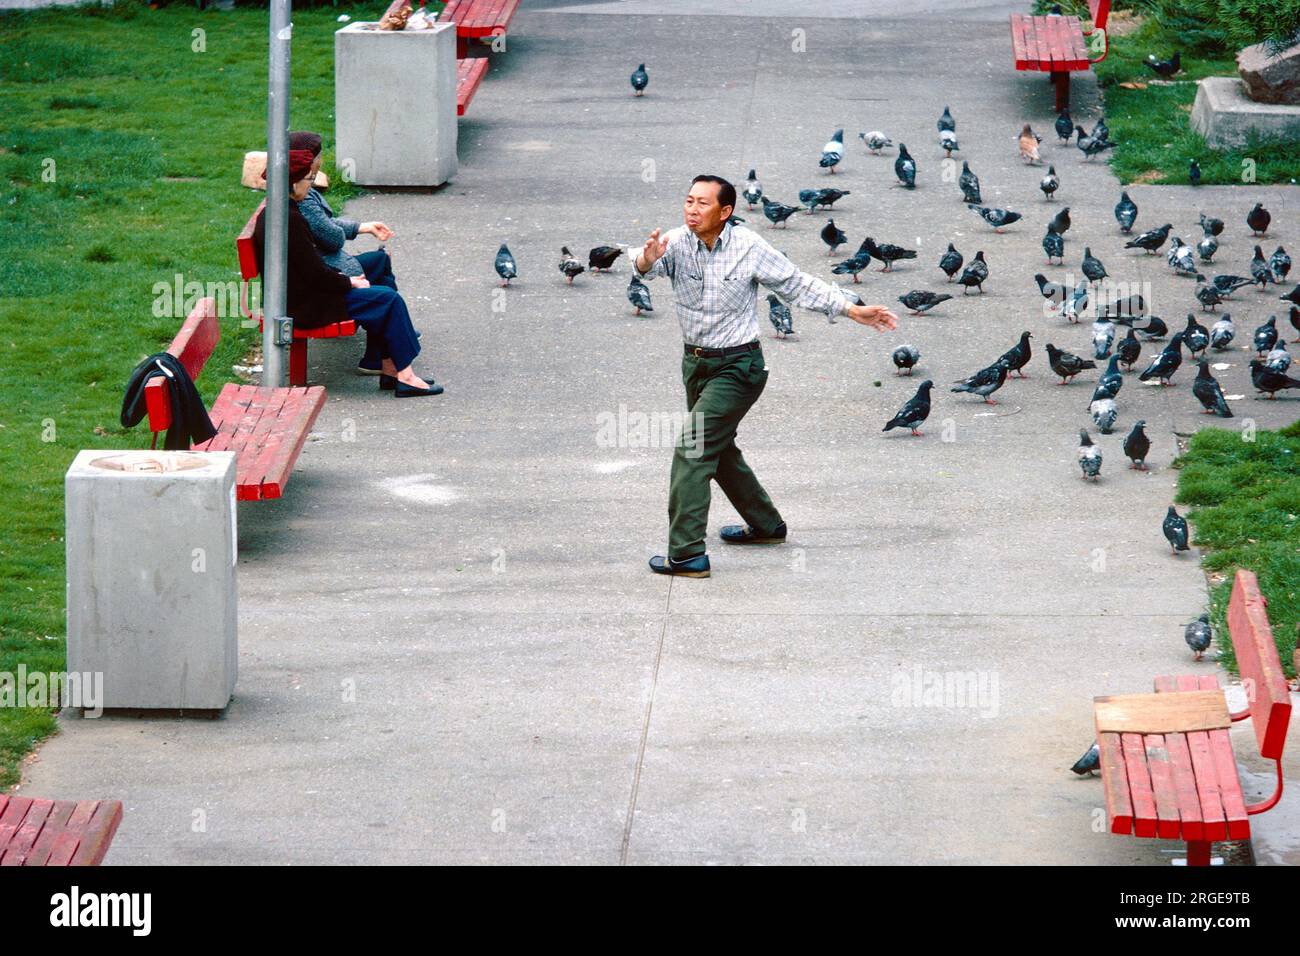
[20,2,1300,864]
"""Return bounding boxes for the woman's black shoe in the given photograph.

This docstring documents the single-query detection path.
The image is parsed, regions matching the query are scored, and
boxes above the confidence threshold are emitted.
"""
[379,374,396,391]
[394,379,444,397]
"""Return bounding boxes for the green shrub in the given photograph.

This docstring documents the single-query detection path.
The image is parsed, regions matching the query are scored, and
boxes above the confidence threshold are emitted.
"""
[1143,0,1300,54]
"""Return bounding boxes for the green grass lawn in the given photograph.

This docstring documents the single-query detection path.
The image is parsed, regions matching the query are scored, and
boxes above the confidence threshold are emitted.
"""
[0,1,368,787]
[1174,420,1300,675]
[1094,17,1300,185]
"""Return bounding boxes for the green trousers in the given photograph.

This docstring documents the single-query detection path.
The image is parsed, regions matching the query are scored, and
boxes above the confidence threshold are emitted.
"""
[668,346,784,560]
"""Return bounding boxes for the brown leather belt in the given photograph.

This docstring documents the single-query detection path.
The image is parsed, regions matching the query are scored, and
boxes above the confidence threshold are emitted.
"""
[684,340,760,358]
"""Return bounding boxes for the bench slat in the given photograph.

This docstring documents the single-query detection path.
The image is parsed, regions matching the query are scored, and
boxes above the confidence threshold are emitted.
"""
[1143,735,1183,839]
[1120,732,1158,837]
[457,57,490,115]
[1164,732,1204,841]
[0,797,53,865]
[1229,569,1291,759]
[1209,727,1250,839]
[1098,732,1132,834]
[198,384,324,500]
[23,800,77,867]
[68,800,123,866]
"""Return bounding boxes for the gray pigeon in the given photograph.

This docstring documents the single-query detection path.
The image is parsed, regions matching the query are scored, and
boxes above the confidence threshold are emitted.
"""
[1209,314,1235,350]
[1090,397,1118,434]
[1078,429,1102,480]
[1081,247,1108,282]
[951,360,1008,403]
[495,243,517,285]
[1040,165,1059,200]
[968,204,1022,232]
[1185,614,1212,661]
[558,246,585,284]
[958,160,979,203]
[630,63,648,95]
[898,290,953,314]
[1071,742,1100,776]
[821,218,848,255]
[742,169,762,209]
[1123,419,1150,470]
[859,131,893,154]
[627,274,653,315]
[1164,505,1190,553]
[1192,360,1232,417]
[1043,227,1065,266]
[767,293,794,337]
[883,380,933,436]
[1114,192,1138,233]
[895,144,917,188]
[892,344,921,375]
[939,242,964,282]
[1254,315,1279,354]
[820,128,845,172]
[1046,343,1096,383]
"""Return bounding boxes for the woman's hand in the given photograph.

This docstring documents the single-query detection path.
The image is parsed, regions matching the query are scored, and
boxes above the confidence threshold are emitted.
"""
[350,276,371,289]
[846,304,900,331]
[362,222,394,241]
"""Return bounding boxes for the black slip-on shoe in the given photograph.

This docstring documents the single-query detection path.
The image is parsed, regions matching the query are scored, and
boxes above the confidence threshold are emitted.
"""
[648,554,711,578]
[394,379,445,397]
[720,522,787,544]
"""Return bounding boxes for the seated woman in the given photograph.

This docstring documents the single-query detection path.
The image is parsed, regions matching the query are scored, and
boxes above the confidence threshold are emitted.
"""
[254,149,443,397]
[289,131,397,375]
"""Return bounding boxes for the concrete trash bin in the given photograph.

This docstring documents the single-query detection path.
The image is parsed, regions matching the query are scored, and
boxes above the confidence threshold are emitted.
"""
[65,450,238,711]
[335,20,458,186]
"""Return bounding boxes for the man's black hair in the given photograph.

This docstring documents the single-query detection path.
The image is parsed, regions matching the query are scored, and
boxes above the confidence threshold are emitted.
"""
[691,174,736,213]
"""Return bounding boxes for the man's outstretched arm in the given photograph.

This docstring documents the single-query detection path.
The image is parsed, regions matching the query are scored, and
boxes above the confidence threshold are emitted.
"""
[753,241,899,331]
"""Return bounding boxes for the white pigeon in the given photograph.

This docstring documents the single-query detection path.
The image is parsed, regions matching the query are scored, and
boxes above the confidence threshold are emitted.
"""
[1266,342,1292,372]
[859,130,892,154]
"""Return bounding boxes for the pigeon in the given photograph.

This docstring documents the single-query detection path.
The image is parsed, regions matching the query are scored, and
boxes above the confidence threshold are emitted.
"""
[1254,315,1279,354]
[820,128,844,172]
[1092,319,1115,359]
[898,290,952,315]
[1047,206,1071,236]
[864,237,917,272]
[968,204,1022,232]
[1136,316,1168,340]
[727,214,746,226]
[1212,274,1254,296]
[1183,314,1210,355]
[1251,245,1275,288]
[1113,191,1138,233]
[1139,332,1185,385]
[1267,342,1291,372]
[939,242,964,282]
[1093,355,1124,402]
[895,143,917,188]
[1169,240,1198,277]
[1200,212,1225,237]
[1196,233,1218,262]
[767,293,794,337]
[996,331,1033,378]
[1117,327,1142,370]
[1054,110,1073,142]
[1185,614,1212,661]
[951,360,1009,404]
[1249,359,1300,398]
[798,189,823,214]
[1194,275,1225,313]
[761,196,799,228]
[1098,292,1146,322]
[1019,124,1042,164]
[1062,279,1089,324]
[630,63,648,95]
[1209,314,1235,350]
[627,274,653,315]
[1078,429,1103,480]
[1188,159,1202,187]
[1164,505,1190,553]
[1192,360,1233,417]
[1247,202,1271,236]
[1281,285,1300,307]
[1075,125,1115,159]
[957,251,989,293]
[1291,306,1300,341]
[859,131,893,154]
[742,169,762,209]
[1092,116,1110,142]
[1271,246,1291,282]
[832,241,872,283]
[940,128,960,157]
[1035,273,1072,308]
[1123,420,1151,470]
[892,344,921,375]
[1146,51,1181,78]
[1125,223,1172,255]
[588,245,624,272]
[1070,742,1100,776]
[937,105,956,133]
[883,380,933,436]
[814,187,850,210]
[821,218,847,255]
[1081,247,1108,282]
[1046,343,1096,383]
[957,161,981,205]
[1040,165,1059,200]
[558,246,585,283]
[1090,397,1118,433]
[494,242,517,286]
[1042,227,1065,265]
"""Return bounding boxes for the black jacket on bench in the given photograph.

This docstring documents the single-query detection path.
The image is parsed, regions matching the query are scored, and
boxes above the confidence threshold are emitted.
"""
[120,352,218,451]
[254,201,353,329]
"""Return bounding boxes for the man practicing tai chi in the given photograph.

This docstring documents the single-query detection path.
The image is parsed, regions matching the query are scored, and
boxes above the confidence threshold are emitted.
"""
[636,174,899,578]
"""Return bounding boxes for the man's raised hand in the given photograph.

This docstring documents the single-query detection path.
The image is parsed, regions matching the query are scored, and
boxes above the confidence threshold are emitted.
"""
[638,228,669,271]
[846,304,900,332]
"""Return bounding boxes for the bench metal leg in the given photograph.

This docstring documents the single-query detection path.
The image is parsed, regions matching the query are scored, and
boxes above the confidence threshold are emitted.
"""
[289,338,308,387]
[1185,840,1212,866]
[457,35,469,58]
[1052,71,1070,112]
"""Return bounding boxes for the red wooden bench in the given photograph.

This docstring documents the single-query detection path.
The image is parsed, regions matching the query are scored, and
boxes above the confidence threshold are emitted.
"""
[1010,0,1110,112]
[438,0,521,59]
[0,795,122,865]
[1094,569,1291,865]
[238,205,357,388]
[145,298,327,501]
[456,56,490,116]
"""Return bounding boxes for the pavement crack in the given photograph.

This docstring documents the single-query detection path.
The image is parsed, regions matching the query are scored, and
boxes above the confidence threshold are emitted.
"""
[619,577,672,864]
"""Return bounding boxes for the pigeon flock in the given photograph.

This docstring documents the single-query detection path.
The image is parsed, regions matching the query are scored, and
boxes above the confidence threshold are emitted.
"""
[492,75,1296,655]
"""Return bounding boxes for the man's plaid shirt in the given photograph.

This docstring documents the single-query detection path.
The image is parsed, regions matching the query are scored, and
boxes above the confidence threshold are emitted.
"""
[636,222,854,349]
